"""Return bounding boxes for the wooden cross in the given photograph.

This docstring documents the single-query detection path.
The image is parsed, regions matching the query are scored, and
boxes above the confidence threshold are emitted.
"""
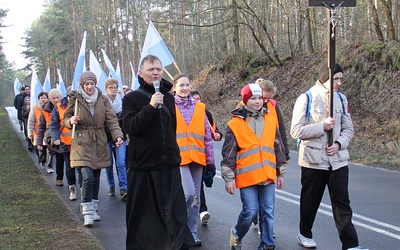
[309,0,356,146]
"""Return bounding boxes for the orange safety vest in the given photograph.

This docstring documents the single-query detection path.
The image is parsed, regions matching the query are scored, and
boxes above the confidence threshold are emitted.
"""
[33,104,42,138]
[266,100,278,127]
[42,109,51,130]
[228,114,277,188]
[176,102,206,166]
[237,100,278,127]
[57,103,72,145]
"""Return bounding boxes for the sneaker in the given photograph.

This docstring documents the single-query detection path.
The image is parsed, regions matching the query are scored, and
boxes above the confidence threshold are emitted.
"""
[229,230,242,250]
[348,247,369,250]
[47,167,54,173]
[258,245,275,250]
[120,189,127,201]
[193,235,202,247]
[200,211,210,225]
[252,217,258,225]
[69,185,77,201]
[41,163,46,169]
[56,180,63,186]
[297,233,316,248]
[108,187,115,196]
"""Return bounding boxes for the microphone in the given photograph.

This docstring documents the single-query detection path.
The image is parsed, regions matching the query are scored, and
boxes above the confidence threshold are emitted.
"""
[153,80,162,109]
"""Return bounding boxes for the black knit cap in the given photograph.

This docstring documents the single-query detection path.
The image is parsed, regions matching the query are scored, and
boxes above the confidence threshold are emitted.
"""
[319,62,343,83]
[79,71,97,86]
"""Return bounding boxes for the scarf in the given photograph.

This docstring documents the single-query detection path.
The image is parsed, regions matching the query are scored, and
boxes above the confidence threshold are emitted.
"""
[78,85,98,116]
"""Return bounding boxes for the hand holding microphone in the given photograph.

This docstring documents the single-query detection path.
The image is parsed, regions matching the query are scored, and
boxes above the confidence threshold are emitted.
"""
[152,80,163,109]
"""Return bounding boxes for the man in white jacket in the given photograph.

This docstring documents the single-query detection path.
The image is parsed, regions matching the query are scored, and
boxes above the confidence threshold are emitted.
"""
[291,62,368,250]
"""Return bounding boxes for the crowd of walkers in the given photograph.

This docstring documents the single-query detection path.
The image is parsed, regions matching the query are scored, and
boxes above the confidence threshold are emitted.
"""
[13,55,368,250]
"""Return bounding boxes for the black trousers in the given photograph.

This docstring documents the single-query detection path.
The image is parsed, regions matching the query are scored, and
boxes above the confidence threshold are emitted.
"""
[299,166,359,250]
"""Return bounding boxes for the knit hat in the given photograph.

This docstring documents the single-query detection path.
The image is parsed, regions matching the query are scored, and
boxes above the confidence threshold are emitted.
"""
[319,62,343,83]
[66,86,73,95]
[241,84,263,104]
[79,71,97,86]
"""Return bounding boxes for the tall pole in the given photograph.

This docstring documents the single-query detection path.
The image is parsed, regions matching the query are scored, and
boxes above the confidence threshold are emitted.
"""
[309,0,356,146]
[327,7,337,146]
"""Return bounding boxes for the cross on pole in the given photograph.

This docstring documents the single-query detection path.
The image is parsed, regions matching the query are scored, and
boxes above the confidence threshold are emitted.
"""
[309,0,356,146]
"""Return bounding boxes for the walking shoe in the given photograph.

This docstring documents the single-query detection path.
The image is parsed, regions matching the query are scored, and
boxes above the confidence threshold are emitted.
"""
[297,233,316,248]
[193,235,202,246]
[47,167,54,173]
[200,211,210,225]
[229,229,242,250]
[120,189,127,201]
[69,185,77,201]
[56,180,63,186]
[347,247,369,250]
[258,245,275,250]
[108,187,115,196]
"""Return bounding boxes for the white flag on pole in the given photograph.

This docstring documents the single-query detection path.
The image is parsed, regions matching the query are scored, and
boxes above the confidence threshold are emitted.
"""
[89,50,108,93]
[13,78,22,96]
[72,31,87,90]
[135,20,175,89]
[42,68,51,92]
[57,69,67,97]
[30,67,44,112]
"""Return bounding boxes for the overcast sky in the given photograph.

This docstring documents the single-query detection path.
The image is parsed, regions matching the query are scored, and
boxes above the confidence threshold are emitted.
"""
[0,0,45,68]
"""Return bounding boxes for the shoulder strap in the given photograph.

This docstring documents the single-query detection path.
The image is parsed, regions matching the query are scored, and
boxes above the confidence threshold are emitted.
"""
[135,88,152,99]
[135,88,173,122]
[305,90,312,123]
[297,90,312,149]
[336,92,346,115]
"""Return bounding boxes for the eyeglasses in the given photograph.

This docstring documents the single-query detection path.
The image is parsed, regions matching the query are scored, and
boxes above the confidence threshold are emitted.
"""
[108,86,118,90]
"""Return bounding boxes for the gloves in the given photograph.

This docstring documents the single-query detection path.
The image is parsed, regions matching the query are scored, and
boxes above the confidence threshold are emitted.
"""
[203,164,216,188]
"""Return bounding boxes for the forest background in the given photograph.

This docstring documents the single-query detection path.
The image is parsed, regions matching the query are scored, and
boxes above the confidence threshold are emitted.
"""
[0,0,398,168]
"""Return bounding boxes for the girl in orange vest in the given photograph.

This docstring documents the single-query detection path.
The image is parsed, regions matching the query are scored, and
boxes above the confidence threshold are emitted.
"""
[173,73,215,247]
[27,92,49,170]
[190,89,222,226]
[221,84,287,250]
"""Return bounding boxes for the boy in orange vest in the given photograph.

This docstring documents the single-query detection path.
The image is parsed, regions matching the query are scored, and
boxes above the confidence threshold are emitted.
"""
[221,83,287,250]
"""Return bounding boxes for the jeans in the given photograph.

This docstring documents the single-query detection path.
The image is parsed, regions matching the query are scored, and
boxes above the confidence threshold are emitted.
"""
[80,167,101,203]
[106,140,127,190]
[233,183,275,247]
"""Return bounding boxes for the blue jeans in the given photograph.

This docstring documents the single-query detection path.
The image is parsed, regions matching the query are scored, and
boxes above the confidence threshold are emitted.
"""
[106,140,127,190]
[233,183,276,247]
[80,167,101,203]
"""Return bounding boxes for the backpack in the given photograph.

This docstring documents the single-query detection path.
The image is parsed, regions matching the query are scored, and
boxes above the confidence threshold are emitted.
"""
[296,90,346,148]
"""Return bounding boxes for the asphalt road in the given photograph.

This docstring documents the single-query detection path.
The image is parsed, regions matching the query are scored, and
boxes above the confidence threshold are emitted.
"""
[6,107,400,250]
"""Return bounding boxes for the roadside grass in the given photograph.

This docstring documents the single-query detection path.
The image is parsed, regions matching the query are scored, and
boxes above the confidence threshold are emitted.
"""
[0,108,103,250]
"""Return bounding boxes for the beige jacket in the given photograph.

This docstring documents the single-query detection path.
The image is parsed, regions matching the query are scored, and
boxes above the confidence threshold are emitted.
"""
[290,81,354,170]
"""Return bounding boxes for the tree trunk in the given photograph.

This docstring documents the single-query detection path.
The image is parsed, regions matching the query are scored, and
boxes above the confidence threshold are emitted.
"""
[367,0,385,41]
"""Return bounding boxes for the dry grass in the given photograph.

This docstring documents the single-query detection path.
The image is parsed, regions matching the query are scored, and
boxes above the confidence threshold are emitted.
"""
[0,107,103,250]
